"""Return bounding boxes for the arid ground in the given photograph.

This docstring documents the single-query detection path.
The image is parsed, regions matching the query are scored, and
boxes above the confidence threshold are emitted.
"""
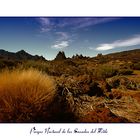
[0,49,140,122]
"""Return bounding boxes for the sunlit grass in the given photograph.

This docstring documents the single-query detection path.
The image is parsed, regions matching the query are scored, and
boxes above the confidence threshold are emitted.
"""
[0,68,56,122]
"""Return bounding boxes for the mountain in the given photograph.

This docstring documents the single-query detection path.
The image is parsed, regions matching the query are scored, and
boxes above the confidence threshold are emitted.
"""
[92,49,140,63]
[104,49,140,62]
[0,49,46,61]
[0,48,140,62]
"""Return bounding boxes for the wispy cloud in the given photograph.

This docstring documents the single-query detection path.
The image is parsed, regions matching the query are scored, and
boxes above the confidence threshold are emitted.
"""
[37,17,119,32]
[51,32,70,49]
[55,32,69,40]
[51,41,69,49]
[72,18,119,29]
[96,35,140,51]
[89,47,95,50]
[38,17,52,32]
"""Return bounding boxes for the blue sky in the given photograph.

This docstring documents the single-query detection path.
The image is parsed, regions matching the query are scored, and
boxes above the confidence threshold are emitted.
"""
[0,17,140,60]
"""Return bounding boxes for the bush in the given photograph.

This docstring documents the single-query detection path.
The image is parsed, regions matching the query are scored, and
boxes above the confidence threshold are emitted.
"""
[118,69,133,75]
[107,76,139,90]
[0,60,5,69]
[19,60,50,73]
[0,60,18,70]
[56,75,104,97]
[131,62,140,70]
[0,69,56,122]
[94,65,117,80]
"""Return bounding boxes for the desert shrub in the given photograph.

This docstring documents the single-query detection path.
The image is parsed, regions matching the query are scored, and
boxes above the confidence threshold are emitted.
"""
[96,54,108,64]
[131,62,140,70]
[51,63,81,76]
[117,69,133,75]
[107,76,139,90]
[99,81,112,93]
[19,60,50,73]
[126,81,138,90]
[0,69,56,122]
[105,89,123,99]
[63,59,77,67]
[3,60,17,67]
[94,65,118,80]
[0,60,18,70]
[56,75,104,97]
[107,77,121,88]
[0,60,5,69]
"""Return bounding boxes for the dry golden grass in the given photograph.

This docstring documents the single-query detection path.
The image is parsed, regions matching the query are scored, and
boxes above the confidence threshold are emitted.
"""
[0,69,56,122]
[125,70,140,82]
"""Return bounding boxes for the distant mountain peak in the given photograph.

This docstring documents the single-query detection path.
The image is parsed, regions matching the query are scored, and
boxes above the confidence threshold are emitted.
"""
[0,49,46,61]
[16,50,27,54]
[16,50,31,57]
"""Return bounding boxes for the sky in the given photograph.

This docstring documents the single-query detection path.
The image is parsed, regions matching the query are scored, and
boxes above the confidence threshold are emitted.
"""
[0,17,140,60]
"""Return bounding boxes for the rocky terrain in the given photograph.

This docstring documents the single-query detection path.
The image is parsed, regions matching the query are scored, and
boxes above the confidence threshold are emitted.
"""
[0,49,140,122]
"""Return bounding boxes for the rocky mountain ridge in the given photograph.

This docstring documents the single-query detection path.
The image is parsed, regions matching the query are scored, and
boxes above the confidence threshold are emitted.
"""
[0,49,46,61]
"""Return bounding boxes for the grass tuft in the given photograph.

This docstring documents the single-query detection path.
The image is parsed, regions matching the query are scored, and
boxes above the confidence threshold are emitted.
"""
[0,69,56,122]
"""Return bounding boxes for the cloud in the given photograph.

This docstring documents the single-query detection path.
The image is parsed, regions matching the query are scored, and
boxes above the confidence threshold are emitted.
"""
[89,47,95,50]
[96,44,114,51]
[51,32,70,49]
[39,18,50,26]
[38,17,52,32]
[37,17,120,32]
[96,35,140,51]
[51,41,69,49]
[55,32,69,40]
[72,18,119,29]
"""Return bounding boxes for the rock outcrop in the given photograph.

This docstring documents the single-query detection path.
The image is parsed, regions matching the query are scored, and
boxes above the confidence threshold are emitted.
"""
[55,51,66,60]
